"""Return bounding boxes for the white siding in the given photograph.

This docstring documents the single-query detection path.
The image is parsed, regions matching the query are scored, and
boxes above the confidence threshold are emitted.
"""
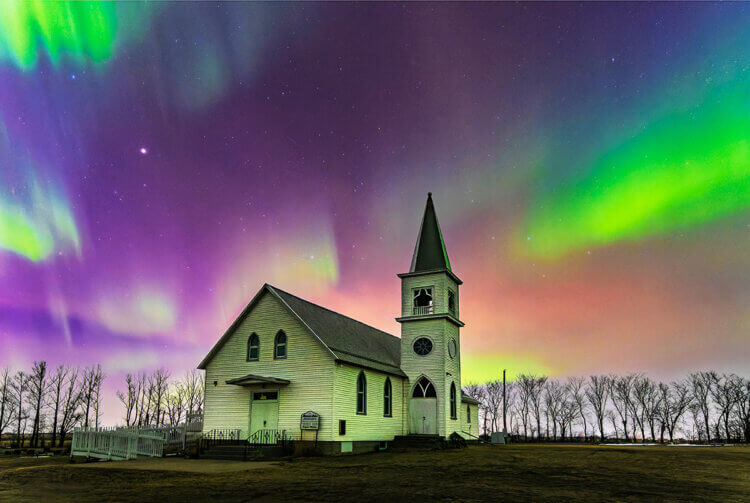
[203,292,335,440]
[461,403,479,437]
[332,363,405,441]
[399,272,464,437]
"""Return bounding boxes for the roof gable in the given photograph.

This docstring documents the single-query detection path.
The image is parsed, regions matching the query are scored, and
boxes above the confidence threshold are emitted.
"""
[198,284,405,376]
[268,285,404,375]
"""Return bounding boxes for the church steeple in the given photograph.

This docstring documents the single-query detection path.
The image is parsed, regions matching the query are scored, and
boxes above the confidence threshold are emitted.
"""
[410,192,452,273]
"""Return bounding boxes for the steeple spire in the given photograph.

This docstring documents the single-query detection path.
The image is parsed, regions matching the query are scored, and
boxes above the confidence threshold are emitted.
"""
[410,192,452,273]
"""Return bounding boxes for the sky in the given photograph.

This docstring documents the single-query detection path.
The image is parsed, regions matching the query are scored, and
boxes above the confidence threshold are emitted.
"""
[0,2,748,423]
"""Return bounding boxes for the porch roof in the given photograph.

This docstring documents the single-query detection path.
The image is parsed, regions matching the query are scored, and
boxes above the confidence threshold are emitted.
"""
[225,374,291,386]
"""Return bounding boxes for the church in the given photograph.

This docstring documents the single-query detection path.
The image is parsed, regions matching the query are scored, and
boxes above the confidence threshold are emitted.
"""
[198,193,479,454]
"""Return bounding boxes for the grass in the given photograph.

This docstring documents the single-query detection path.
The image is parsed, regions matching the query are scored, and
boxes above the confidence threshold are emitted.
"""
[0,444,748,502]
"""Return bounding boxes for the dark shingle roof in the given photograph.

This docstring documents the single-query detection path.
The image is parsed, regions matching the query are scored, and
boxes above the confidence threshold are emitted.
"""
[410,192,452,273]
[268,285,405,376]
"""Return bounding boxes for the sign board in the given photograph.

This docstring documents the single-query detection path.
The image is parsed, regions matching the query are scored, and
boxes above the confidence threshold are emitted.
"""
[300,411,320,430]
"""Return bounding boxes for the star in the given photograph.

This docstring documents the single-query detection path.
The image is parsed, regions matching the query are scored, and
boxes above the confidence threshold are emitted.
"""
[139,147,148,155]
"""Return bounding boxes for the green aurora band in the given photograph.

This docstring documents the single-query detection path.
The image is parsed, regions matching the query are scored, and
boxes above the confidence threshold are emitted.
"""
[520,81,750,260]
[0,1,117,69]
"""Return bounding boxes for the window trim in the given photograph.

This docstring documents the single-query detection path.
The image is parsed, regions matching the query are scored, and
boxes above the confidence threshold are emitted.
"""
[356,371,367,415]
[383,377,392,417]
[450,382,457,420]
[413,336,434,357]
[274,330,287,359]
[246,333,260,362]
[448,338,457,359]
[412,376,437,398]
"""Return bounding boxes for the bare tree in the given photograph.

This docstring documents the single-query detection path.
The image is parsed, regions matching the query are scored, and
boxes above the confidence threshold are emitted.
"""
[9,371,28,447]
[148,368,171,426]
[57,367,82,446]
[632,376,659,442]
[657,381,692,442]
[117,373,138,426]
[81,365,105,428]
[544,379,564,440]
[135,372,149,426]
[710,373,738,442]
[183,370,205,418]
[26,361,48,447]
[567,376,588,440]
[516,376,533,439]
[586,375,611,440]
[166,382,186,426]
[517,374,546,439]
[49,366,71,446]
[689,371,715,443]
[558,385,577,440]
[0,367,12,437]
[484,380,504,433]
[735,377,750,443]
[610,374,637,442]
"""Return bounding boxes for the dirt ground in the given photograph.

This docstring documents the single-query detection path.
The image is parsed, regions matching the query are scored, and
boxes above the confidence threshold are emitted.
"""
[0,444,748,502]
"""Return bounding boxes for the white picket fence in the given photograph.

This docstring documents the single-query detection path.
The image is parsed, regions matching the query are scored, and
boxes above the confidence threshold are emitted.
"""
[71,427,165,460]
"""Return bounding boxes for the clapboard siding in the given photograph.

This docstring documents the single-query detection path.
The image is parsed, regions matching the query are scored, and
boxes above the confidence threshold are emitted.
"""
[400,271,465,437]
[461,403,479,437]
[332,363,405,441]
[203,291,335,440]
[400,318,449,434]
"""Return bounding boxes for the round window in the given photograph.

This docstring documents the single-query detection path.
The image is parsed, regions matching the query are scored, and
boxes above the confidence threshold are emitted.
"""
[413,337,433,356]
[448,339,457,359]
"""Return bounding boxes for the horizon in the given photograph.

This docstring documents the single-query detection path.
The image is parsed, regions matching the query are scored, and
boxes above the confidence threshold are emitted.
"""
[1,2,749,427]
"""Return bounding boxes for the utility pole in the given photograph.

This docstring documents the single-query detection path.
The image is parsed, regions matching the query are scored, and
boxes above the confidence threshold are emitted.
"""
[502,369,507,433]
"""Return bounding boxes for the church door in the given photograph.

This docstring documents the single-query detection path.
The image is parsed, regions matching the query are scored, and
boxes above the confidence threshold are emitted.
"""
[250,391,279,443]
[410,377,437,434]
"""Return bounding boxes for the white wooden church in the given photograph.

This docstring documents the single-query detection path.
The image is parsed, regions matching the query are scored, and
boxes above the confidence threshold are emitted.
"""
[199,193,479,454]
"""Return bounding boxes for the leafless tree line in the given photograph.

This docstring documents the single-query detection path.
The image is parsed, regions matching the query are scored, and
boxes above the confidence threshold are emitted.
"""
[0,362,105,448]
[116,369,204,428]
[464,371,750,443]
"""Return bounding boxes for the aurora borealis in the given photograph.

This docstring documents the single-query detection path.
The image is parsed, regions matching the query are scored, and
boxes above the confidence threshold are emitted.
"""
[1,2,748,423]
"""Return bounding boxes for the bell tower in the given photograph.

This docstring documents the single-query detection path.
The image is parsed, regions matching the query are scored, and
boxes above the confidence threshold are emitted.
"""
[397,193,464,437]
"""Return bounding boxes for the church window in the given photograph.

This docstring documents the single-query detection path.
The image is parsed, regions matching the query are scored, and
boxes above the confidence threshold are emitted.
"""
[274,331,287,359]
[356,372,367,414]
[447,290,456,314]
[467,404,471,423]
[247,333,260,361]
[450,382,457,419]
[383,378,392,417]
[448,339,457,359]
[412,287,433,315]
[413,337,433,356]
[339,420,346,435]
[412,376,436,398]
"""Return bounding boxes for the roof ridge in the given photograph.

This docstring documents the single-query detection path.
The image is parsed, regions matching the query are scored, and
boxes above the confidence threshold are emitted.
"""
[266,284,400,341]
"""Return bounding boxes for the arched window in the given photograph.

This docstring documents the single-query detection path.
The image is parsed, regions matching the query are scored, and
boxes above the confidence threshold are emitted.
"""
[274,331,287,359]
[412,376,436,398]
[450,382,457,419]
[383,378,392,417]
[356,372,367,414]
[246,333,259,361]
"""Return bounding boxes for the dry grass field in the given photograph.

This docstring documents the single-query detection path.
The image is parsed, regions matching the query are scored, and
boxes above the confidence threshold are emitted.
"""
[1,444,748,502]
